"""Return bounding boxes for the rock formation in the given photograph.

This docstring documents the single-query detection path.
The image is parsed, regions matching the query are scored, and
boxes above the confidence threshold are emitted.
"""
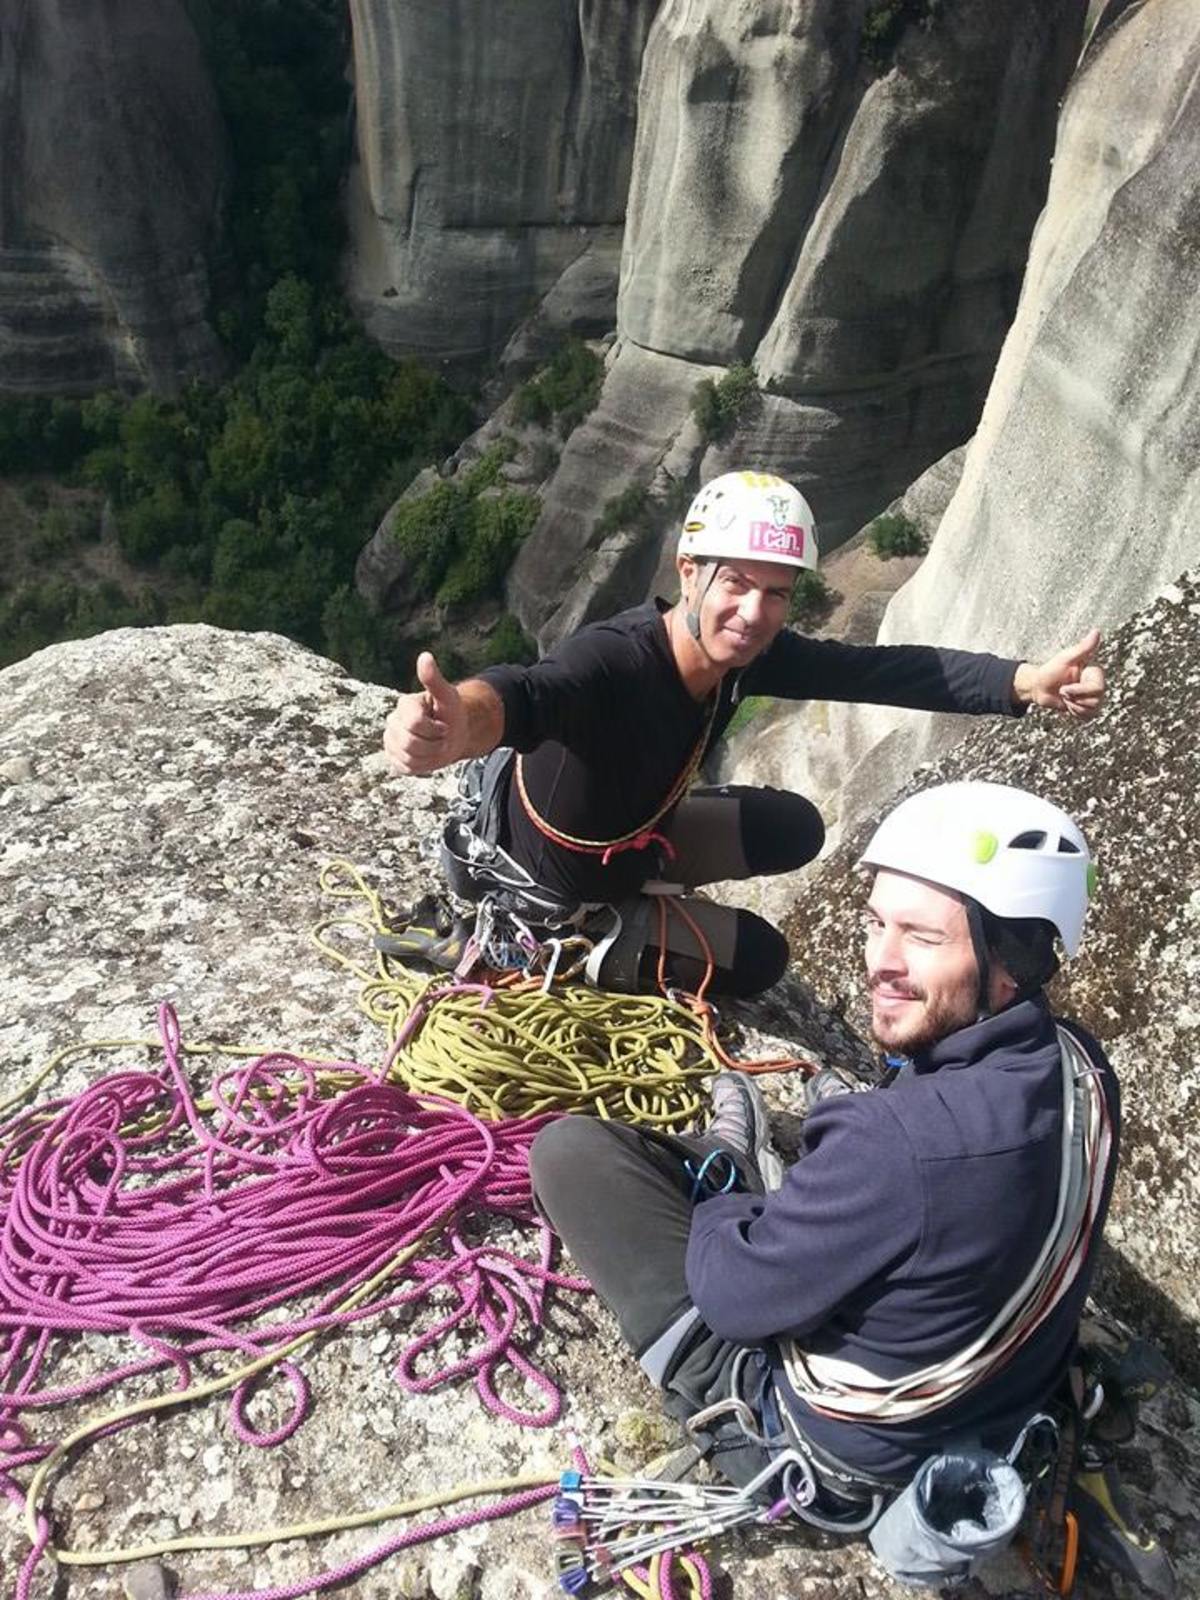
[506,0,1087,642]
[343,0,660,371]
[758,0,1200,848]
[1,618,1197,1595]
[0,0,229,395]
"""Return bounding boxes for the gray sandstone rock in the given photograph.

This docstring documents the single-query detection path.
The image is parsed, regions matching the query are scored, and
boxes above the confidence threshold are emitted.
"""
[501,0,1084,630]
[789,0,1200,844]
[0,0,228,395]
[344,0,659,371]
[613,0,1085,543]
[507,341,716,646]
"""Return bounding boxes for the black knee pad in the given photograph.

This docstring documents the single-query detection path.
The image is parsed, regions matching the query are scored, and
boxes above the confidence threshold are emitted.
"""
[728,912,790,997]
[736,788,825,875]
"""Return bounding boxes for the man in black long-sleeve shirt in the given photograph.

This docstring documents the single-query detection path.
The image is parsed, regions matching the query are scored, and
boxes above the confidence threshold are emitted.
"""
[531,781,1120,1510]
[384,470,1105,994]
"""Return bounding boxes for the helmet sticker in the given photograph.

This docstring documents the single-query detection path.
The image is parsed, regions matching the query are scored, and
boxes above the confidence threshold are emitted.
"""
[766,492,791,530]
[748,520,806,560]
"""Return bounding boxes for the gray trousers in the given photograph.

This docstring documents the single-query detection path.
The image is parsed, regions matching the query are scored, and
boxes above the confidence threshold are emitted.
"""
[530,1114,775,1487]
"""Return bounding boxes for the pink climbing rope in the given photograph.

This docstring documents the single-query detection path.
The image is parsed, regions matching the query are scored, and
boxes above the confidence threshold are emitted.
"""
[0,1002,589,1590]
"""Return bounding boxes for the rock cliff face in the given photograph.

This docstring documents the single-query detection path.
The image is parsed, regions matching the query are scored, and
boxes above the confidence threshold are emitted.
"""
[507,0,1086,641]
[1,621,1197,1595]
[757,0,1200,846]
[0,0,229,395]
[344,0,660,369]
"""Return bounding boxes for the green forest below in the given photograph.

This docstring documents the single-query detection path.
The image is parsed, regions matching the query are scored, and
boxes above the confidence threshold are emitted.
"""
[0,0,536,683]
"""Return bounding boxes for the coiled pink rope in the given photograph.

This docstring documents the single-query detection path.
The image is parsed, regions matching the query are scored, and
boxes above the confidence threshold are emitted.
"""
[0,1003,590,1586]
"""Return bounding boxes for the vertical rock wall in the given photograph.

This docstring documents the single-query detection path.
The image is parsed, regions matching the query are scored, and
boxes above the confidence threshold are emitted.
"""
[0,0,228,395]
[625,0,1087,539]
[778,0,1200,847]
[344,0,660,369]
[508,0,1086,640]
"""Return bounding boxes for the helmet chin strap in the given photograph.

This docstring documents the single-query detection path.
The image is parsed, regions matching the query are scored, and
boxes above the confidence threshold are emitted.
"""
[964,898,993,1020]
[685,560,719,649]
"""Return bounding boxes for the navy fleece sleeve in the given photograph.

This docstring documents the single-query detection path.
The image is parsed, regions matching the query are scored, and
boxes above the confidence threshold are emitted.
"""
[748,633,1023,716]
[684,1097,923,1344]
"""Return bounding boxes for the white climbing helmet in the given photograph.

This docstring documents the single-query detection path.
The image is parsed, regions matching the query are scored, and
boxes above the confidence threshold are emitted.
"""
[678,470,818,572]
[858,781,1095,956]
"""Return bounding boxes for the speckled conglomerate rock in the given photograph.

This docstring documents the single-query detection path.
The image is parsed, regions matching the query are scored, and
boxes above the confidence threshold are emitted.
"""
[0,0,228,396]
[1,624,1197,1598]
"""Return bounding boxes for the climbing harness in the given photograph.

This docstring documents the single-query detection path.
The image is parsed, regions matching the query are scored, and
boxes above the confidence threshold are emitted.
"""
[513,682,718,866]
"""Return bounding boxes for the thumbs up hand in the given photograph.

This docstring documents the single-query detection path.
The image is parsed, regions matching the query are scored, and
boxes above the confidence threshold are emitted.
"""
[384,651,468,775]
[1013,628,1106,720]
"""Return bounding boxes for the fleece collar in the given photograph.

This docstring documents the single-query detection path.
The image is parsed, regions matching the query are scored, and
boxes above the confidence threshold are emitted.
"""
[910,993,1056,1077]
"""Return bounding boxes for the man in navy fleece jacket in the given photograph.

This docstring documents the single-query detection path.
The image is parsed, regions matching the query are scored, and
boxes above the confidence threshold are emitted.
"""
[531,781,1119,1493]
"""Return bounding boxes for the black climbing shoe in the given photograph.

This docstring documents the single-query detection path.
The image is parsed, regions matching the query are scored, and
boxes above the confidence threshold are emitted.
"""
[1071,1462,1177,1598]
[373,894,475,973]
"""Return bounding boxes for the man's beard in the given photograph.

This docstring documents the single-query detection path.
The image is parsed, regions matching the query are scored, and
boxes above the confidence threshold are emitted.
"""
[869,976,979,1054]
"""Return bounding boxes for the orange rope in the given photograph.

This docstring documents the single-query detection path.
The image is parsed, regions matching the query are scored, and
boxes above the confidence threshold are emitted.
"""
[654,896,818,1078]
[513,698,719,860]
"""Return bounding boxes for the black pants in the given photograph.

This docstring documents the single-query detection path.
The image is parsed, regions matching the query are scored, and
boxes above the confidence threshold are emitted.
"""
[530,1114,774,1487]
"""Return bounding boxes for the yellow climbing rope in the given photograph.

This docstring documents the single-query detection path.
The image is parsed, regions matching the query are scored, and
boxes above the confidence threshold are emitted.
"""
[312,859,730,1130]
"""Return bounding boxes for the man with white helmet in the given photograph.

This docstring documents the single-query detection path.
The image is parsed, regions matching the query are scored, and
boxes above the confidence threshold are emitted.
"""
[383,471,1106,993]
[530,782,1146,1581]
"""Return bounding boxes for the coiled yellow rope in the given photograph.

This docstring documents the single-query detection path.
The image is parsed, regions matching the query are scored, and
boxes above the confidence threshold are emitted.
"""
[312,860,728,1131]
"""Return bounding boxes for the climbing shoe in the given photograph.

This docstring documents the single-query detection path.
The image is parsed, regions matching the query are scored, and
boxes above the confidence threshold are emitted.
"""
[373,894,475,973]
[801,1067,857,1114]
[1071,1461,1176,1597]
[703,1071,785,1192]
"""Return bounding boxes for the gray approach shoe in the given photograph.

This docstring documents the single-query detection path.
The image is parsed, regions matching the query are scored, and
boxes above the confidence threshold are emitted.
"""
[704,1070,786,1192]
[801,1067,858,1113]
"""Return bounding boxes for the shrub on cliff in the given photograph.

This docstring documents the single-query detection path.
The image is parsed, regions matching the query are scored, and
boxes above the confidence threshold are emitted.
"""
[691,364,758,442]
[788,569,836,627]
[511,341,604,438]
[594,483,650,539]
[861,0,943,70]
[485,613,537,666]
[390,445,539,612]
[867,511,926,559]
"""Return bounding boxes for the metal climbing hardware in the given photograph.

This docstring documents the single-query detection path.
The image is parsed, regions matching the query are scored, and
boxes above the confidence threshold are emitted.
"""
[430,749,623,981]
